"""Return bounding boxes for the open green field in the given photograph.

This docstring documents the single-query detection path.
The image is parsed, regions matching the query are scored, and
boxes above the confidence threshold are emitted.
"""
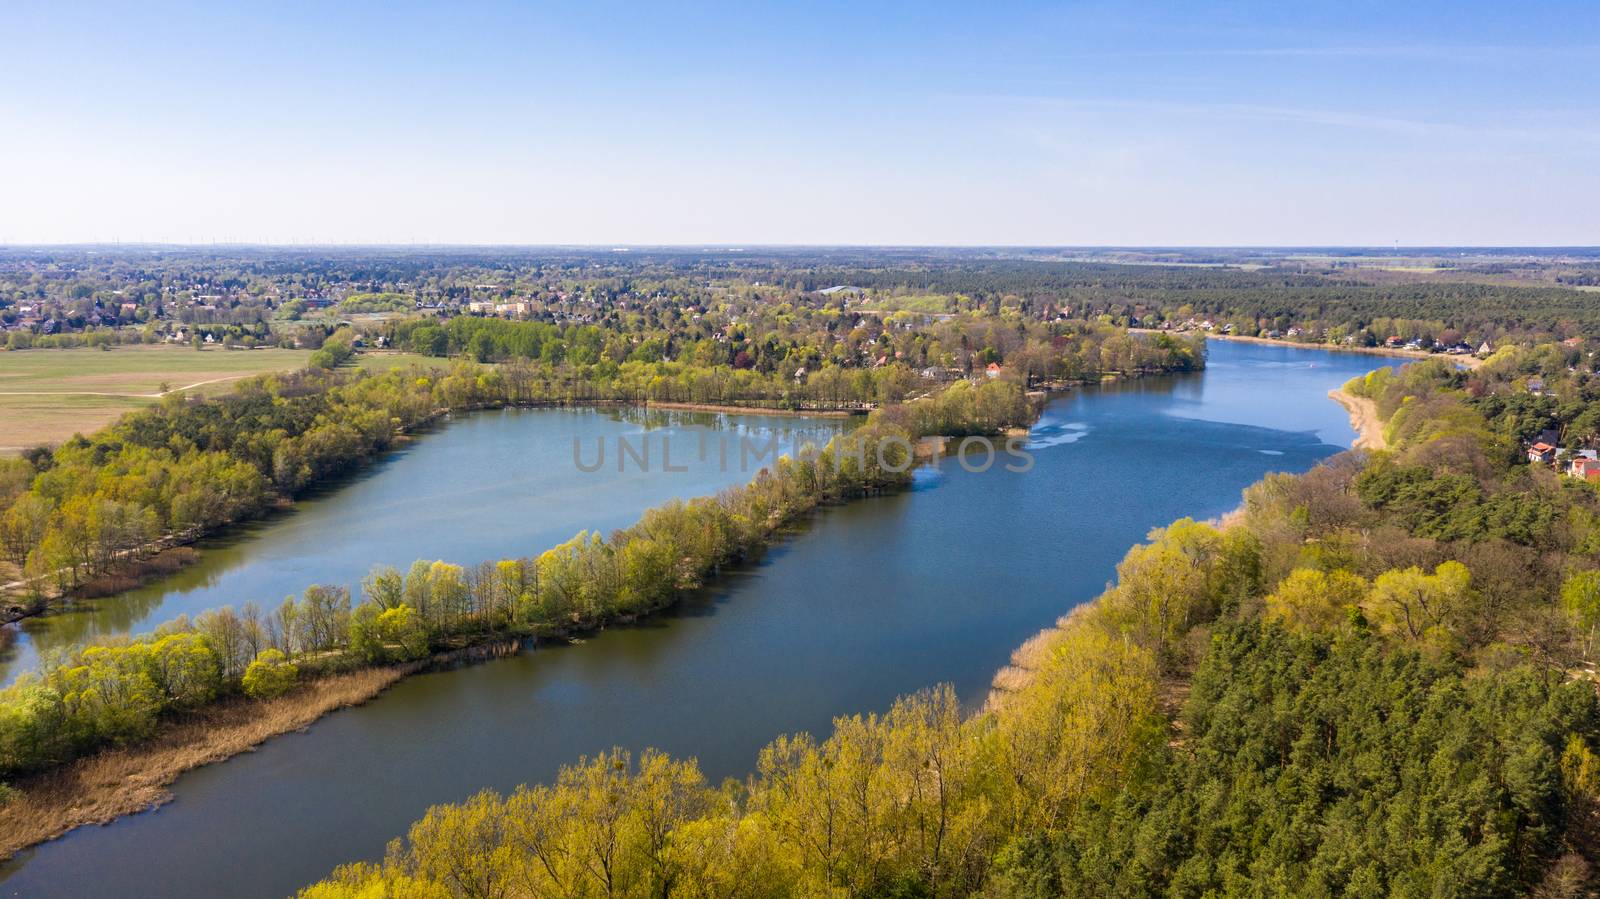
[350,351,453,375]
[0,346,442,451]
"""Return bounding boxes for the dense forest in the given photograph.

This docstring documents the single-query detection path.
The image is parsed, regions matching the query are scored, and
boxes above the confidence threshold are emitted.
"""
[1135,281,1600,347]
[287,344,1600,898]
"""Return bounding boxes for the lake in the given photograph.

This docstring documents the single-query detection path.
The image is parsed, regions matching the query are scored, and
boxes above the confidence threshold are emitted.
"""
[0,408,848,681]
[0,341,1394,898]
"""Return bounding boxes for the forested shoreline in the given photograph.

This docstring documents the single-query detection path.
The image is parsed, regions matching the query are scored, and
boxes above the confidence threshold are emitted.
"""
[289,342,1600,898]
[0,320,1201,615]
[0,318,1215,859]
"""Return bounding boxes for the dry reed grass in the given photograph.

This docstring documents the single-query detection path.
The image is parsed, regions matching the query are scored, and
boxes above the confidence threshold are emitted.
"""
[0,664,411,860]
[984,605,1095,712]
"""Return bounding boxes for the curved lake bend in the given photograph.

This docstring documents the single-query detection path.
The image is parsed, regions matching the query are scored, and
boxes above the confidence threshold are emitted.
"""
[0,408,847,681]
[1,342,1394,899]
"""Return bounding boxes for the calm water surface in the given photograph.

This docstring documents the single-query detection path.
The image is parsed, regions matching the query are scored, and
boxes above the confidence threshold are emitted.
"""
[1,341,1393,898]
[0,408,845,680]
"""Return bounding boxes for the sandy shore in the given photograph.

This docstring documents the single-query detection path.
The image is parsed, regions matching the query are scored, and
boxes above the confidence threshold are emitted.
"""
[988,381,1387,709]
[1327,389,1386,450]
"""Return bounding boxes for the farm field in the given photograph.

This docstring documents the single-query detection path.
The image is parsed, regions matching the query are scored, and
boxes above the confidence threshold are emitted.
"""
[0,346,440,450]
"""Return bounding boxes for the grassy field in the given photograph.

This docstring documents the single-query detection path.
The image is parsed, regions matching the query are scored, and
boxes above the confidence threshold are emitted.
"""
[351,350,453,375]
[0,346,442,450]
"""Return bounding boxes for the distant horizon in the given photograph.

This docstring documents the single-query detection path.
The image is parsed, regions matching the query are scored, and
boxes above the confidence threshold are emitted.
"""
[3,241,1600,252]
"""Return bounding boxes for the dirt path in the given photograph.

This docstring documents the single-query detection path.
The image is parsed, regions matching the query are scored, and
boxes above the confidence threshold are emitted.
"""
[0,373,253,399]
[1329,389,1386,450]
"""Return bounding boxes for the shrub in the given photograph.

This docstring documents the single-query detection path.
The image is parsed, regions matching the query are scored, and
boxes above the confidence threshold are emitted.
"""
[241,649,300,700]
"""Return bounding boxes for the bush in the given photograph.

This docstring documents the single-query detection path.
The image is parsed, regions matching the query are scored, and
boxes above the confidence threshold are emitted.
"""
[241,649,300,699]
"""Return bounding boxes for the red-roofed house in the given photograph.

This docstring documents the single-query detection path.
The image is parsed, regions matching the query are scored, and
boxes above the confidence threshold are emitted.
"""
[1571,457,1600,481]
[1529,442,1558,464]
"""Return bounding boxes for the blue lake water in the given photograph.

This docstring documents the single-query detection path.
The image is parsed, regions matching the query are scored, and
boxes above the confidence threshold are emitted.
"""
[0,340,1395,898]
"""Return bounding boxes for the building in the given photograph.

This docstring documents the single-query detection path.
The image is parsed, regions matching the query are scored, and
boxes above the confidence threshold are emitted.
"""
[1529,442,1558,464]
[985,362,1003,379]
[1571,457,1600,481]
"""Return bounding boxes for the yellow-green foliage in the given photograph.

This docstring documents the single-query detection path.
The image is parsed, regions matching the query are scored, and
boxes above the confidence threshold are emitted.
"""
[1343,366,1391,400]
[0,378,1025,781]
[0,628,224,772]
[292,522,1225,898]
[1264,567,1368,634]
[240,649,299,700]
[293,640,1169,899]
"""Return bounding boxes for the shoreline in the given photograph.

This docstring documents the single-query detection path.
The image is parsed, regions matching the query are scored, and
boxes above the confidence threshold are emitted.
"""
[0,453,938,859]
[641,400,864,418]
[0,665,413,861]
[0,397,867,605]
[0,371,1165,858]
[1202,332,1484,369]
[1327,388,1387,450]
[988,376,1388,709]
[0,636,527,861]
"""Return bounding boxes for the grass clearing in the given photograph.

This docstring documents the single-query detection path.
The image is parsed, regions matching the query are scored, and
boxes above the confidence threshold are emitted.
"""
[352,350,452,375]
[0,346,448,451]
[0,345,312,395]
[0,345,314,450]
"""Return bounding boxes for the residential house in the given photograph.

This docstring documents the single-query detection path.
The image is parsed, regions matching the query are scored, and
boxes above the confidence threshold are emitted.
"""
[984,362,1003,379]
[1529,442,1558,464]
[1571,456,1600,482]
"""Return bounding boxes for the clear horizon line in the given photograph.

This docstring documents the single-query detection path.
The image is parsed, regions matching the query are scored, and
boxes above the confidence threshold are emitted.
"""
[2,242,1598,252]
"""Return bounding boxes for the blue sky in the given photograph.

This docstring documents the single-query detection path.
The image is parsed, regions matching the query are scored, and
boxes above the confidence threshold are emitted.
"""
[3,1,1596,245]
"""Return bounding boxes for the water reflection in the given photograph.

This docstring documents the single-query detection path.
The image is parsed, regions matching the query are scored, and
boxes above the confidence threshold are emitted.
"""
[1,408,848,680]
